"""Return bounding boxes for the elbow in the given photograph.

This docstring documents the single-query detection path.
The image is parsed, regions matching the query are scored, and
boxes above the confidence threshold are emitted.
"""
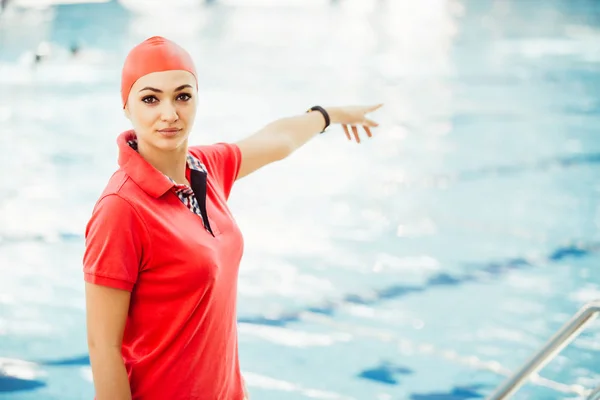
[87,334,122,353]
[279,135,297,160]
[279,140,295,160]
[88,341,121,351]
[265,136,294,162]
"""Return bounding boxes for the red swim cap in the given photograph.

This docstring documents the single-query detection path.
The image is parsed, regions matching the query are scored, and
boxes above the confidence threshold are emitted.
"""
[121,36,198,107]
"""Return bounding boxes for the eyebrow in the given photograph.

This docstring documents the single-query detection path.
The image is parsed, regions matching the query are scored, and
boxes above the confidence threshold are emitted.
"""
[138,84,193,93]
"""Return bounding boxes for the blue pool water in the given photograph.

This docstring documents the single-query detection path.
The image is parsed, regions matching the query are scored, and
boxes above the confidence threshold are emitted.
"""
[1,0,600,399]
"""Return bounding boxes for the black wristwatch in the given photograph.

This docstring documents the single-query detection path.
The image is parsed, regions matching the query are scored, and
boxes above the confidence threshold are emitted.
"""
[307,105,330,133]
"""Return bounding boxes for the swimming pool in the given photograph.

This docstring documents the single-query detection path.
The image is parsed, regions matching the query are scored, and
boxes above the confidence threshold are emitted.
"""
[1,0,600,398]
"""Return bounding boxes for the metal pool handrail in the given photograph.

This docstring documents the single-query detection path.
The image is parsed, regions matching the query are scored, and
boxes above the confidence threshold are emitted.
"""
[486,300,600,400]
[588,385,600,400]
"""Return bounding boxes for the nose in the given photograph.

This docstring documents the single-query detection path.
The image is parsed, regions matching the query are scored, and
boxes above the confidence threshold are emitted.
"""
[160,101,179,123]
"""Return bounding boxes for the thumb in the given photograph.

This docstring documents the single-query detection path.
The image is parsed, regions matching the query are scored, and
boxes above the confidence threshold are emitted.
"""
[368,103,383,112]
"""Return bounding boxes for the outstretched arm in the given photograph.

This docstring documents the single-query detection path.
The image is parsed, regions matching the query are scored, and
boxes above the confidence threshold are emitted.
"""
[235,104,382,180]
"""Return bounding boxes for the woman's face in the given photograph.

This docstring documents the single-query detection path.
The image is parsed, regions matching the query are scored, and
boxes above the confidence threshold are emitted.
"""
[125,70,197,152]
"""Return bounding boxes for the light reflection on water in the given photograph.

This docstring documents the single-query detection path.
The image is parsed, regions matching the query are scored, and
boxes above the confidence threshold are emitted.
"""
[1,0,600,399]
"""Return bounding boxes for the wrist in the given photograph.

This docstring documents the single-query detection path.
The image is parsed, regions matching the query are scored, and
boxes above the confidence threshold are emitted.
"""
[325,107,341,124]
[307,105,331,133]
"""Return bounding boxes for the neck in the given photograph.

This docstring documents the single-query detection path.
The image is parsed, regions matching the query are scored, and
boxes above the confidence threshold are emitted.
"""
[137,139,189,185]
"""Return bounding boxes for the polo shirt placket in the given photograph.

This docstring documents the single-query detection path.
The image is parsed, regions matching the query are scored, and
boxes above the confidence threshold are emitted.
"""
[127,139,214,236]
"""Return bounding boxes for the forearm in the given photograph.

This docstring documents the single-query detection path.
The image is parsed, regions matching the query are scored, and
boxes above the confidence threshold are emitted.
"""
[260,107,340,155]
[235,103,380,179]
[89,346,132,400]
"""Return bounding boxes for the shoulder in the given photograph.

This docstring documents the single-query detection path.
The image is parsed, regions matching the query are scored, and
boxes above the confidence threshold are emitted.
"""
[87,169,151,228]
[97,169,146,205]
[188,143,242,199]
[86,177,150,244]
[188,143,241,169]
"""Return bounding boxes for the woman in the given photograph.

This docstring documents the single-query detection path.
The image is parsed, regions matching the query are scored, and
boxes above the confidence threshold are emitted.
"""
[83,36,382,400]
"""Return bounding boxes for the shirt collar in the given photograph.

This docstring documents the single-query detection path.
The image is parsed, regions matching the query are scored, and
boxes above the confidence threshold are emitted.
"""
[117,130,207,198]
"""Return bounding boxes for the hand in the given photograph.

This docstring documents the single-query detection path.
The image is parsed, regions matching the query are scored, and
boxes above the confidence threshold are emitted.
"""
[328,104,383,143]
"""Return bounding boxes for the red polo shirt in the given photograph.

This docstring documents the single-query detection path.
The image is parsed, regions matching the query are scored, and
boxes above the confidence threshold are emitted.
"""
[83,130,245,400]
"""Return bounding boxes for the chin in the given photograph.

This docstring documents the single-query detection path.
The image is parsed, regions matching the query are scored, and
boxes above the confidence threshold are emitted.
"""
[153,131,189,150]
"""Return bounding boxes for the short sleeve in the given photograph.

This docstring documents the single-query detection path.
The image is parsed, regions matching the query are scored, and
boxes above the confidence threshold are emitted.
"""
[83,194,149,291]
[189,143,242,200]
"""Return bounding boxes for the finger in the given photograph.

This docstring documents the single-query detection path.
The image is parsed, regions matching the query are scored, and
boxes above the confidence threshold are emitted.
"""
[364,118,379,127]
[351,125,360,143]
[364,126,372,138]
[342,124,351,141]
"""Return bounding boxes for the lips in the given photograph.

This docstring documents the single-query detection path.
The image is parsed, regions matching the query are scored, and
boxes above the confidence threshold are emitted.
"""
[157,128,182,137]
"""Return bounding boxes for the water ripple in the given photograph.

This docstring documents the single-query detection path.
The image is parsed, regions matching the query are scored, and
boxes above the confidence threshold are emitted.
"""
[238,242,600,327]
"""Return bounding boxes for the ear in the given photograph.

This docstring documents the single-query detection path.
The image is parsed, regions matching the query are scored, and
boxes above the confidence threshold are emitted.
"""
[123,104,131,120]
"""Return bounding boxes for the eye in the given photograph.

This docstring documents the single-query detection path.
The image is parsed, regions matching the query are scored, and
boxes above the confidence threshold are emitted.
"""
[142,95,158,104]
[177,93,192,101]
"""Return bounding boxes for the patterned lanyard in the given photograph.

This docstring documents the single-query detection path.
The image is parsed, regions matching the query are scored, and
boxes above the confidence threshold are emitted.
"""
[127,140,214,236]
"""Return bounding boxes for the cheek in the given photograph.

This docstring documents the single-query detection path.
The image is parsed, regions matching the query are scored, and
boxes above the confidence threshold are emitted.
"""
[131,106,157,127]
[181,102,197,122]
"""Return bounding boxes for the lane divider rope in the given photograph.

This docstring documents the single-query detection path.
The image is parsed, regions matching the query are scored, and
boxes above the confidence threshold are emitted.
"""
[300,311,592,398]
